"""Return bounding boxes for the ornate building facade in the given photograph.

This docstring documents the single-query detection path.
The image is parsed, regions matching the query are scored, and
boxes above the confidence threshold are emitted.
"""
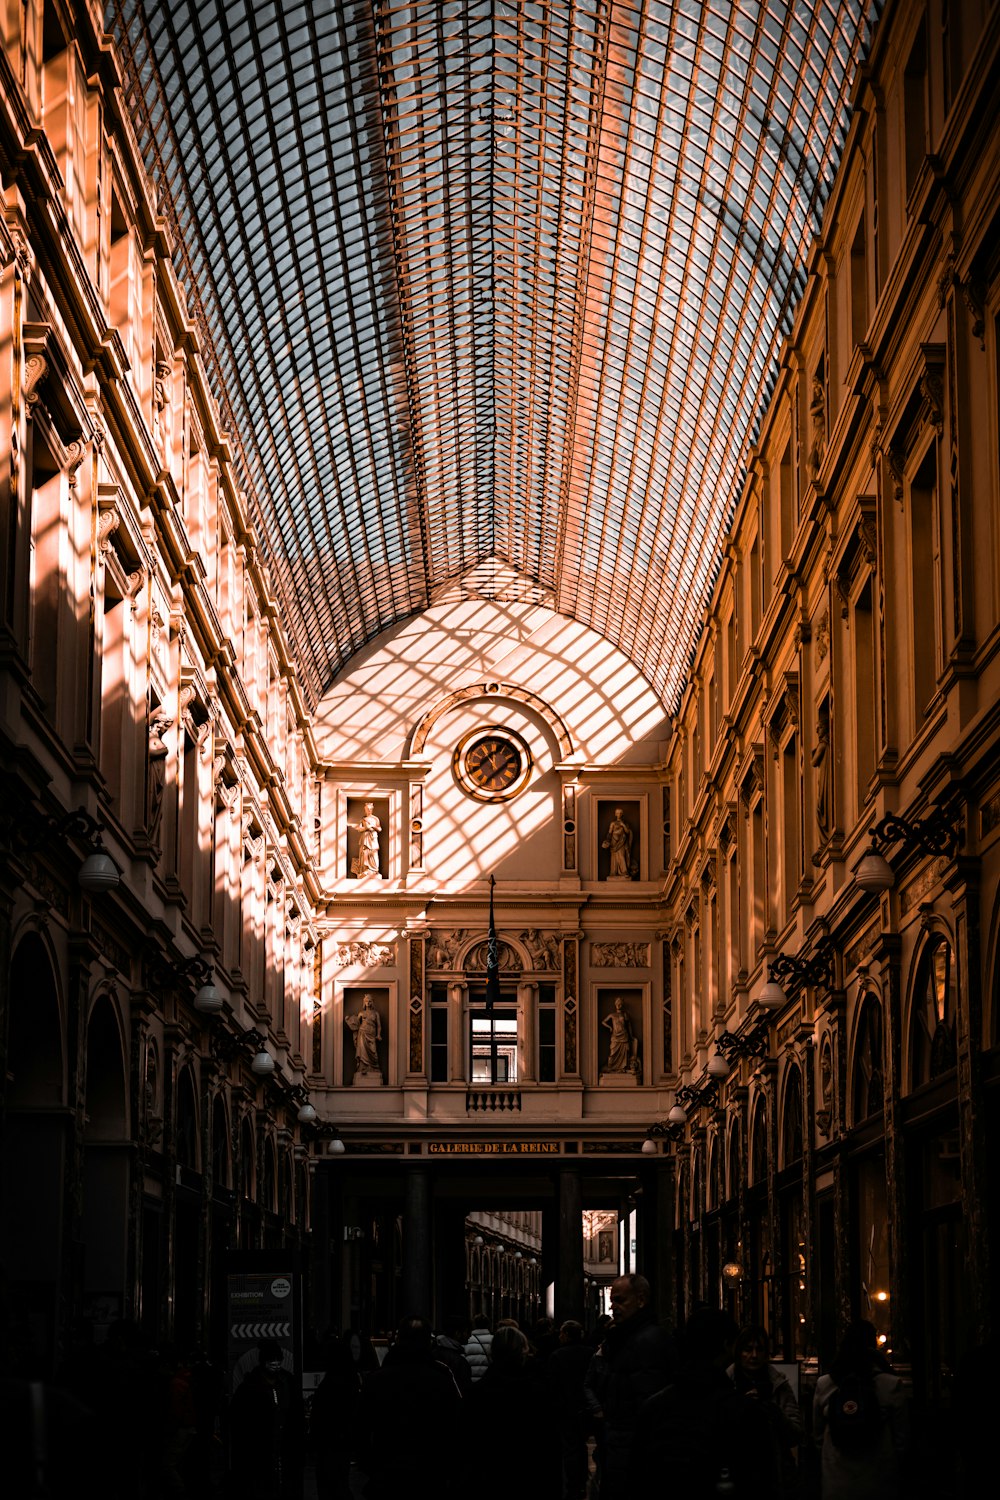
[1,2,998,1485]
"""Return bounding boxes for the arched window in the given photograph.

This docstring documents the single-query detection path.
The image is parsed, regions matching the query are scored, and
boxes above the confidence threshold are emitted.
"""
[750,1100,768,1186]
[727,1122,742,1200]
[240,1117,255,1201]
[782,1067,803,1166]
[674,1161,689,1230]
[212,1096,231,1189]
[910,937,958,1088]
[283,1152,294,1223]
[262,1140,277,1214]
[691,1150,703,1222]
[852,996,884,1123]
[176,1068,199,1171]
[708,1136,723,1211]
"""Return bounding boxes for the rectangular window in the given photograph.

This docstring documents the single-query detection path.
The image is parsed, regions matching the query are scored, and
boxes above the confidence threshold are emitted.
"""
[430,1007,449,1083]
[782,736,800,923]
[538,984,556,1082]
[941,0,964,117]
[752,801,765,958]
[750,534,762,637]
[779,443,794,560]
[469,1004,517,1084]
[904,21,928,198]
[854,579,877,812]
[430,981,449,1082]
[910,446,939,723]
[850,214,867,347]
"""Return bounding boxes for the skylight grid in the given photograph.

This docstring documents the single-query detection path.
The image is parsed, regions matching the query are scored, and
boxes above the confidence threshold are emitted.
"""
[112,0,881,710]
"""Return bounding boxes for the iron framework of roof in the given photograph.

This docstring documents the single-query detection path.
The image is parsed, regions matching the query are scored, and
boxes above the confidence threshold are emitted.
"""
[109,0,882,710]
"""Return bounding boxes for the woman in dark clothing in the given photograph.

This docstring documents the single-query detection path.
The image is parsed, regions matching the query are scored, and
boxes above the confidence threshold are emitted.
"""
[465,1326,562,1500]
[729,1326,804,1498]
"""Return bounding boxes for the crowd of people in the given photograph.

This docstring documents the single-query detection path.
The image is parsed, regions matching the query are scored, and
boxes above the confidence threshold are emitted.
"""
[3,1275,931,1497]
[301,1277,911,1500]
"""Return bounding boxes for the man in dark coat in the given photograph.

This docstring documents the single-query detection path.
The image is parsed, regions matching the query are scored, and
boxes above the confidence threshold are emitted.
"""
[584,1274,676,1500]
[355,1316,462,1497]
[229,1339,302,1500]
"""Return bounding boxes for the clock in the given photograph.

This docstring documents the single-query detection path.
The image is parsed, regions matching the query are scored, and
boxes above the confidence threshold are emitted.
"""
[453,727,532,802]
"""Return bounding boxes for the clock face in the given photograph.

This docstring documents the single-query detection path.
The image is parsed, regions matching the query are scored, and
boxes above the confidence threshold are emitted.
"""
[453,728,532,802]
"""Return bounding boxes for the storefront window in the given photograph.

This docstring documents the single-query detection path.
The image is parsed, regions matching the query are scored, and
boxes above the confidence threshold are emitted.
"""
[783,1192,807,1360]
[857,1153,892,1354]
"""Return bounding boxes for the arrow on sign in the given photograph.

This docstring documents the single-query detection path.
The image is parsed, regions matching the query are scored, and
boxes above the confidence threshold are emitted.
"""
[230,1321,291,1340]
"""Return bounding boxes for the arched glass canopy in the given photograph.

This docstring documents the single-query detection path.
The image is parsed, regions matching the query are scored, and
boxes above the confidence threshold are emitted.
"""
[110,0,882,709]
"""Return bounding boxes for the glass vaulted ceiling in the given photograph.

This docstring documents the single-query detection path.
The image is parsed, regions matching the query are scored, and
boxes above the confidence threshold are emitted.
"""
[110,1,882,710]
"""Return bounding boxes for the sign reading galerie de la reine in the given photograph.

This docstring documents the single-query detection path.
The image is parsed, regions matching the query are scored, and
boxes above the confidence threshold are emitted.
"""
[427,1141,560,1154]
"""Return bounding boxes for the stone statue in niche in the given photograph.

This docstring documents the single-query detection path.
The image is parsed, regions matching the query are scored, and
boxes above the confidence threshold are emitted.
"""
[147,706,172,846]
[602,807,634,880]
[812,707,830,838]
[809,372,826,479]
[601,996,640,1079]
[350,802,382,878]
[346,993,383,1084]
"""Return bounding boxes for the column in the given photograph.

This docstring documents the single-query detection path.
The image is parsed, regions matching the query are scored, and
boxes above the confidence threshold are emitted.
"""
[556,1167,583,1323]
[403,1167,432,1317]
[518,981,536,1084]
[449,983,466,1083]
[640,1155,676,1325]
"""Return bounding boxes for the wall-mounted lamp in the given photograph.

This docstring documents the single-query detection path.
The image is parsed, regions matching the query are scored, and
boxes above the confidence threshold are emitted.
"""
[674,1077,721,1118]
[78,843,121,893]
[722,1260,745,1286]
[290,1084,318,1124]
[193,973,224,1014]
[854,800,961,894]
[710,1012,773,1077]
[643,1116,685,1151]
[304,1119,345,1154]
[759,936,835,1008]
[10,802,121,892]
[146,950,222,1014]
[243,1028,275,1076]
[648,1076,723,1148]
[758,975,787,1010]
